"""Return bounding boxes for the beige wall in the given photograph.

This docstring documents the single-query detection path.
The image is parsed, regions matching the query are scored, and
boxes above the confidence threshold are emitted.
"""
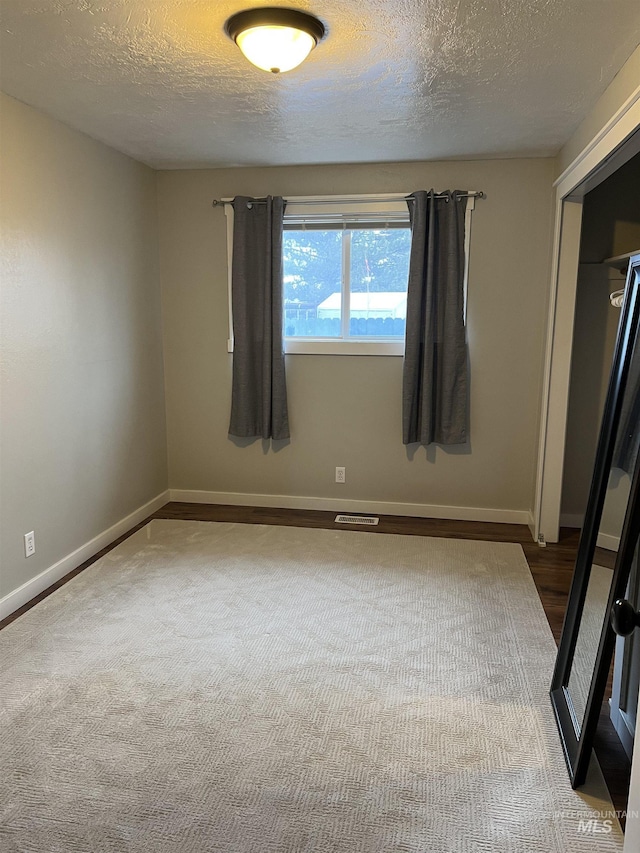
[579,155,640,263]
[557,44,640,177]
[0,93,168,599]
[158,159,555,518]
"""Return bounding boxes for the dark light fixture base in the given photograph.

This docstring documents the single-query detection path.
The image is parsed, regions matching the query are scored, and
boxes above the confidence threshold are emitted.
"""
[224,8,326,46]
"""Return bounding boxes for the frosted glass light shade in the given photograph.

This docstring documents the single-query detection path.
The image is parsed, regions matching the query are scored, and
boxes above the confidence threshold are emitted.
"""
[236,25,315,73]
[225,8,326,74]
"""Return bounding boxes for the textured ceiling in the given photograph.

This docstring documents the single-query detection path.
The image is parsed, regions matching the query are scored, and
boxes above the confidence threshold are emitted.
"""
[0,0,639,169]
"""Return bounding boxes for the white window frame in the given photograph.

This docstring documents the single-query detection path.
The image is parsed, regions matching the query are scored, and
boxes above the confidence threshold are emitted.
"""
[225,193,475,356]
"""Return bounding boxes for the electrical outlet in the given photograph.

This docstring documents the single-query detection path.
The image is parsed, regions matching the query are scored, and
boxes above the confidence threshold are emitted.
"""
[335,467,346,483]
[24,531,35,558]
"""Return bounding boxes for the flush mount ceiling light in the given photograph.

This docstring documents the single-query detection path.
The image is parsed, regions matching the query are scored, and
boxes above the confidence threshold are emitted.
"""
[225,7,326,74]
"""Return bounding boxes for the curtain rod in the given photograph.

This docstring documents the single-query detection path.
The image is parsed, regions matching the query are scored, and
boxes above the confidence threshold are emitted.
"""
[212,191,485,208]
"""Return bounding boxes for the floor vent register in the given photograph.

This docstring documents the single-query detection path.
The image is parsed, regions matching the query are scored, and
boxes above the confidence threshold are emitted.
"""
[334,514,380,526]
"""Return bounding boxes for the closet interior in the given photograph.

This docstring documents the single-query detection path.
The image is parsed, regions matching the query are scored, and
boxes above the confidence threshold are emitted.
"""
[561,151,640,762]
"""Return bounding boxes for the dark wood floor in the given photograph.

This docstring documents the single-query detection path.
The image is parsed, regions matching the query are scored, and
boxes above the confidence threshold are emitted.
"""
[1,502,631,824]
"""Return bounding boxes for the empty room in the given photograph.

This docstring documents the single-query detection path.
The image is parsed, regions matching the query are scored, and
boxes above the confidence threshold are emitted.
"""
[2,1,640,850]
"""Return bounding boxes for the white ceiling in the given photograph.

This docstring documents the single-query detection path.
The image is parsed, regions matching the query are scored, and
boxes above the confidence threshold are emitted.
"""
[1,0,639,169]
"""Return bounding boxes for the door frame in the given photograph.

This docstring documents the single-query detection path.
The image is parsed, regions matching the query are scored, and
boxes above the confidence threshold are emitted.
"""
[533,86,640,544]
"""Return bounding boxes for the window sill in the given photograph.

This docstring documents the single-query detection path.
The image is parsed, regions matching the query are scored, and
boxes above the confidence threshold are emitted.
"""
[285,339,404,356]
[227,339,405,356]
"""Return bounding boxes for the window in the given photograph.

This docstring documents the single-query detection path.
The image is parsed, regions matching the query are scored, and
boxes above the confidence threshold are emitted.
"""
[281,197,410,354]
[225,192,475,358]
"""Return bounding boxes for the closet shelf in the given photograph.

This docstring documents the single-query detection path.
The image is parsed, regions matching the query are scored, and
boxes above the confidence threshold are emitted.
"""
[603,250,640,271]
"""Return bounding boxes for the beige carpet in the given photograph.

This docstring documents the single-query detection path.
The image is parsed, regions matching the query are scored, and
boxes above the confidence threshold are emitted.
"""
[0,520,624,852]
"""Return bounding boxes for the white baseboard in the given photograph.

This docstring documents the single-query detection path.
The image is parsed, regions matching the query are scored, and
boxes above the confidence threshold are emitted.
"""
[609,702,636,760]
[597,531,621,552]
[0,490,170,622]
[169,489,531,525]
[560,513,620,551]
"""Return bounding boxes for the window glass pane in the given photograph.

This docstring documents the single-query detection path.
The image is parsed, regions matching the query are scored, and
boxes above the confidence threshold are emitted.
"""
[283,230,342,338]
[283,225,411,340]
[349,228,410,338]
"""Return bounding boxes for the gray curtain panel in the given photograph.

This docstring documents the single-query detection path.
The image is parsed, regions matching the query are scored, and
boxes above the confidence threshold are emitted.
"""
[229,196,290,440]
[402,190,468,446]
